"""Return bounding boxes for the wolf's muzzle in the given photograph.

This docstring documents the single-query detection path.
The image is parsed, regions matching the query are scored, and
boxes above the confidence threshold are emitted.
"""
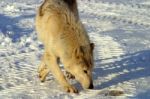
[88,82,94,89]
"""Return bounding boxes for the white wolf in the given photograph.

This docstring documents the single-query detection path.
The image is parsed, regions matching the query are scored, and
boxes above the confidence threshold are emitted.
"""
[35,0,94,93]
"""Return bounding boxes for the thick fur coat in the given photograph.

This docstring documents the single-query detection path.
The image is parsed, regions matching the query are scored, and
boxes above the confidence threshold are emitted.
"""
[35,0,94,93]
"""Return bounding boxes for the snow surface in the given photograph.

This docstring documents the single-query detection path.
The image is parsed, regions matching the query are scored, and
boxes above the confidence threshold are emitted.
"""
[0,0,150,99]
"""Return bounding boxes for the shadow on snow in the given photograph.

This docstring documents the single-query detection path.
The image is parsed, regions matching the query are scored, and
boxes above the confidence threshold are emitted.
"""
[94,50,150,89]
[0,14,35,42]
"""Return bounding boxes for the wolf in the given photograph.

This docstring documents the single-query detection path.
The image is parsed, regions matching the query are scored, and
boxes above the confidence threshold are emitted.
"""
[35,0,94,93]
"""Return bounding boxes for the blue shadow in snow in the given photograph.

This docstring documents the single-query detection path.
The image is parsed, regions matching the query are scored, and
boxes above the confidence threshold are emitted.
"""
[94,50,150,89]
[135,89,150,99]
[0,14,35,42]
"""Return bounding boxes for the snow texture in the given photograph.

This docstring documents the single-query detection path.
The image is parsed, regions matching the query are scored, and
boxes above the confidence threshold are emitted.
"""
[0,0,150,98]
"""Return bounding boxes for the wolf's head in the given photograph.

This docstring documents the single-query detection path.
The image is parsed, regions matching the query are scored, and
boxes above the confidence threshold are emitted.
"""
[66,43,94,89]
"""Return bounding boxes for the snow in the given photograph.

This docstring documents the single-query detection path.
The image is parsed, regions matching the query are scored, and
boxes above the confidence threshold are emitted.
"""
[0,0,150,98]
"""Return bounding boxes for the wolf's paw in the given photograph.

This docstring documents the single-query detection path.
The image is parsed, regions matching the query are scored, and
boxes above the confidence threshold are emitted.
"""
[39,68,49,82]
[65,71,75,79]
[64,85,78,93]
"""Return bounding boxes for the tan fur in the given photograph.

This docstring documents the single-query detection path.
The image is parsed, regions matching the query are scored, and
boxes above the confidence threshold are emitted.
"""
[35,0,94,93]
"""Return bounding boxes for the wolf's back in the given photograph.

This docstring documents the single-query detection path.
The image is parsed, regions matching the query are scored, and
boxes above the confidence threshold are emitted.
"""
[35,0,89,46]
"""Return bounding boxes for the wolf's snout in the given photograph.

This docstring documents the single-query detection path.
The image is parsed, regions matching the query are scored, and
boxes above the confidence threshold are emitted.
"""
[88,82,94,89]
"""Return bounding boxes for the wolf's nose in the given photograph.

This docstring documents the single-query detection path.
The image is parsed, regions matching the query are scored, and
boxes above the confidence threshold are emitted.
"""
[88,83,94,89]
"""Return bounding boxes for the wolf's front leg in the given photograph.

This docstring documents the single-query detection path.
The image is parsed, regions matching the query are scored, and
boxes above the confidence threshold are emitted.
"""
[65,71,75,79]
[38,54,49,82]
[44,52,78,93]
[38,65,49,82]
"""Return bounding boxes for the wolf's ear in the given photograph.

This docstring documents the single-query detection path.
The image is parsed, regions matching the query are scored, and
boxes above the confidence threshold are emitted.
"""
[90,43,94,51]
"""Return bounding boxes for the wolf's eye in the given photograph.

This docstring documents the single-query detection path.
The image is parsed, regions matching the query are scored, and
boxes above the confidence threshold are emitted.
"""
[84,70,87,74]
